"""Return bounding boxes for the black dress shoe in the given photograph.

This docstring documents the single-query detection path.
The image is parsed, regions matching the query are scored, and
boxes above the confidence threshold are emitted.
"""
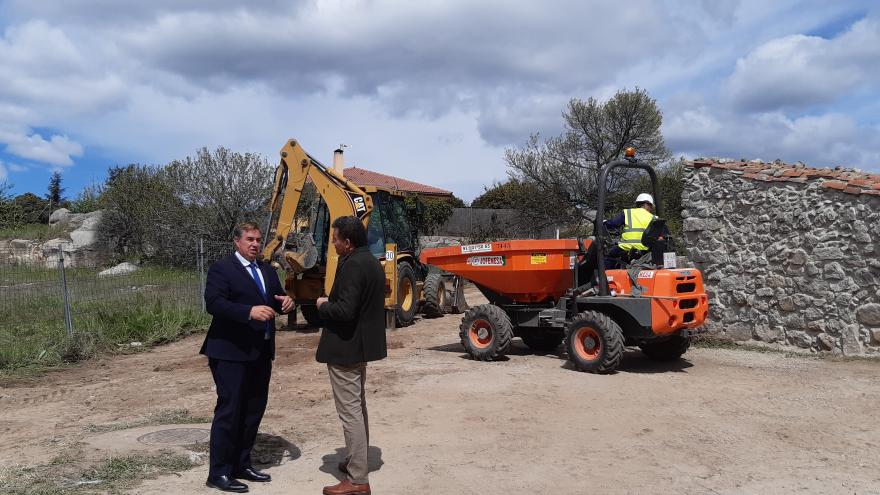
[206,474,249,493]
[233,466,272,482]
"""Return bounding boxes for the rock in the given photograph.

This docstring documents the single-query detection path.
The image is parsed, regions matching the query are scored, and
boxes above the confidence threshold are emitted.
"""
[814,246,845,260]
[816,333,837,351]
[48,208,71,225]
[682,218,723,232]
[98,262,139,277]
[856,303,880,327]
[756,288,774,297]
[823,262,845,280]
[754,325,783,343]
[786,331,813,349]
[841,325,863,356]
[725,323,752,341]
[778,296,795,312]
[788,249,807,265]
[870,329,880,345]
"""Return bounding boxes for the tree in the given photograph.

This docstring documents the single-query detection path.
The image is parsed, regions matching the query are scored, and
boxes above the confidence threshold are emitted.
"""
[164,146,274,241]
[46,171,65,211]
[98,164,182,263]
[471,179,538,209]
[404,195,464,236]
[505,88,670,233]
[0,182,24,229]
[13,193,49,223]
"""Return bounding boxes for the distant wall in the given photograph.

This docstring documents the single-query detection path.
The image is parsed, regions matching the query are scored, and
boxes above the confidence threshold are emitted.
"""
[683,161,880,355]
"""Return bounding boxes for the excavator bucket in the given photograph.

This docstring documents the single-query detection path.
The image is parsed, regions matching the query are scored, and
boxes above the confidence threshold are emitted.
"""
[419,239,582,304]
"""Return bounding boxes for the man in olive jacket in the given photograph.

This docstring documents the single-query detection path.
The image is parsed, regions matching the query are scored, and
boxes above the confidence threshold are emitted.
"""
[316,215,387,495]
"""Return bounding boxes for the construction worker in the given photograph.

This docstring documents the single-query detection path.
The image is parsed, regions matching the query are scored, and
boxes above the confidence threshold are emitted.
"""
[604,193,660,268]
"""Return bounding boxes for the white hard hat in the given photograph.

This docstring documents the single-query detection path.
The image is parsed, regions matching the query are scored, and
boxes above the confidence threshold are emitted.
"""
[635,193,654,205]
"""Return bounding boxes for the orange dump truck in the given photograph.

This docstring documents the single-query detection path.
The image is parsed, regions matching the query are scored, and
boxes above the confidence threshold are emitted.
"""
[419,152,708,373]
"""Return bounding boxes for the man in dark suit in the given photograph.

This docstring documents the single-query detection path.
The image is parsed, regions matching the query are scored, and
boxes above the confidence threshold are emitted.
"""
[316,216,387,495]
[201,221,293,493]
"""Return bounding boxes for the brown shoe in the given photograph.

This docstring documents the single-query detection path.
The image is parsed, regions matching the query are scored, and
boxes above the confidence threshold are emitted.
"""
[322,479,371,495]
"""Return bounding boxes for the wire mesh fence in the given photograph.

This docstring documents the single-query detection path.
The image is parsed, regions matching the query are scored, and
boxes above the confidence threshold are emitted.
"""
[0,238,236,370]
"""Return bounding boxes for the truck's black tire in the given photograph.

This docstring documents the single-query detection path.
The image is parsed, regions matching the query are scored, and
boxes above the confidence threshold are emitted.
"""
[459,304,513,361]
[564,310,624,374]
[395,262,417,327]
[300,304,321,327]
[520,330,564,352]
[422,272,446,318]
[639,335,690,361]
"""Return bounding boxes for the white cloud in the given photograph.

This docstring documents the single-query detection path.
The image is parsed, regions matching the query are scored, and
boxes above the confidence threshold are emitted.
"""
[724,17,880,111]
[664,105,880,169]
[0,131,84,166]
[0,162,7,182]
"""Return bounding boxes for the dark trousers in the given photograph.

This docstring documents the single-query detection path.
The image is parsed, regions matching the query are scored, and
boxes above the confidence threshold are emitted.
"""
[208,355,272,477]
[606,241,668,269]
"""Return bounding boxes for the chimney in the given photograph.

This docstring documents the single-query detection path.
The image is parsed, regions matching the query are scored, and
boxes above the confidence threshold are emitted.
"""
[333,146,345,175]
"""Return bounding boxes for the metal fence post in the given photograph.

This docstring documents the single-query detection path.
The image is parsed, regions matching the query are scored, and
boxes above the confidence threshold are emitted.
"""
[198,238,206,311]
[58,245,73,337]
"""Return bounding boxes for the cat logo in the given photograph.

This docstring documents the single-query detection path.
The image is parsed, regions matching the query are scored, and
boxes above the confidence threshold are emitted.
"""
[353,196,367,214]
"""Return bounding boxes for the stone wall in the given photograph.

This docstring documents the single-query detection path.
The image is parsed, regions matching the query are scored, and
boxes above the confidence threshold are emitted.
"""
[683,161,880,355]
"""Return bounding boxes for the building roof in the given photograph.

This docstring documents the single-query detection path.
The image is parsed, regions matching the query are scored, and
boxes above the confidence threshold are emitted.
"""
[686,158,880,197]
[343,166,453,196]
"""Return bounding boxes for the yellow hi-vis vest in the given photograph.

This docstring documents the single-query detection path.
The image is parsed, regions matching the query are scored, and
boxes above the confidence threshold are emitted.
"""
[619,207,655,251]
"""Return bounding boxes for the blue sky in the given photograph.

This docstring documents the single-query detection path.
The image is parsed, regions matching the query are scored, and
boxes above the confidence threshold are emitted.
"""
[1,0,878,202]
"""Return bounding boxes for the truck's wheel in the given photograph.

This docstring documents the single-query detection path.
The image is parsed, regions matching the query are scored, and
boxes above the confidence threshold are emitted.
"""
[564,310,624,374]
[300,304,321,327]
[422,272,446,318]
[459,304,513,361]
[520,330,564,352]
[639,335,690,361]
[395,262,417,327]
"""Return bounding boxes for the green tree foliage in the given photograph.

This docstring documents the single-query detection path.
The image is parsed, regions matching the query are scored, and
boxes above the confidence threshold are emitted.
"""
[98,164,182,264]
[68,182,105,214]
[99,147,274,265]
[404,195,463,236]
[46,171,66,209]
[0,182,24,229]
[505,88,671,234]
[13,192,49,223]
[470,179,538,209]
[164,146,274,240]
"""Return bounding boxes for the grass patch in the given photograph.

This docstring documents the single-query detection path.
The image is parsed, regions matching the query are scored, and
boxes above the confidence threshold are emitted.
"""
[0,222,65,241]
[0,264,208,376]
[1,449,196,494]
[86,408,212,434]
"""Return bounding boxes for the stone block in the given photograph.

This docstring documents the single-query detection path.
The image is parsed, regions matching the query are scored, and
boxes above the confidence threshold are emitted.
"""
[98,262,139,277]
[816,333,837,351]
[786,331,813,349]
[787,249,807,265]
[823,262,845,280]
[778,296,795,311]
[754,325,783,343]
[842,325,863,356]
[682,217,723,232]
[856,303,880,327]
[756,288,774,297]
[870,329,880,345]
[726,323,753,341]
[814,246,845,260]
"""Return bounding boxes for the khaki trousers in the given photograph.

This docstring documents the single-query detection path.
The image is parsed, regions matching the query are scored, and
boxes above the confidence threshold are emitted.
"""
[328,363,370,484]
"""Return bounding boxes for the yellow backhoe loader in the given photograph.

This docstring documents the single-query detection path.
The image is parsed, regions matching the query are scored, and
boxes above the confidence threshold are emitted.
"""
[261,139,465,328]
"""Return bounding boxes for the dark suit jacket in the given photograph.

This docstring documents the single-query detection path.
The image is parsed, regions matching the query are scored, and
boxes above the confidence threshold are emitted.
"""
[201,253,286,361]
[316,246,387,365]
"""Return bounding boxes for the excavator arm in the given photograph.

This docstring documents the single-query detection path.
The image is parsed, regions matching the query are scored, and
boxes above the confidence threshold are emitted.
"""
[261,138,373,294]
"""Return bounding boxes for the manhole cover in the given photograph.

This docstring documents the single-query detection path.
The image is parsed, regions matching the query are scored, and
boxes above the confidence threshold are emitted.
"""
[137,428,209,446]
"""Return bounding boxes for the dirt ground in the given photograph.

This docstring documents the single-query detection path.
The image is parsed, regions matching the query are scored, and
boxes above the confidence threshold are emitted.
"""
[2,287,880,494]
